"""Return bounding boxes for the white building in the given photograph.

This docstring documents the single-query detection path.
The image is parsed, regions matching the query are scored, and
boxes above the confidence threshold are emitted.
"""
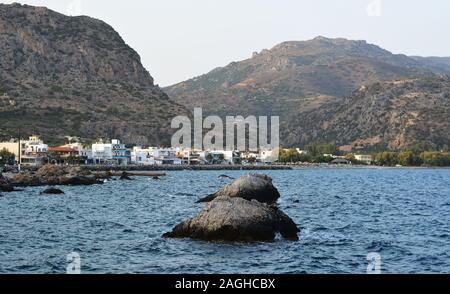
[63,142,92,159]
[131,146,157,166]
[0,136,49,166]
[355,154,373,165]
[200,150,241,165]
[260,149,278,163]
[91,139,130,165]
[153,148,182,165]
[92,140,113,164]
[21,136,49,166]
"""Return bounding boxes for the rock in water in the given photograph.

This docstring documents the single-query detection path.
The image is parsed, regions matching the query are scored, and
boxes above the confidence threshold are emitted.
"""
[197,174,280,205]
[218,175,235,180]
[120,172,133,181]
[41,188,65,195]
[9,172,41,187]
[0,174,14,192]
[164,196,299,242]
[10,165,101,187]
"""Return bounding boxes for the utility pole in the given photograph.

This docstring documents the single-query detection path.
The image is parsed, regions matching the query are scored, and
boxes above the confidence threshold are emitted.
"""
[18,128,21,172]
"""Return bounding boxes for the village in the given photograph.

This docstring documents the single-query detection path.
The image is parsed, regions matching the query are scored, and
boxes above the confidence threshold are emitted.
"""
[0,135,374,168]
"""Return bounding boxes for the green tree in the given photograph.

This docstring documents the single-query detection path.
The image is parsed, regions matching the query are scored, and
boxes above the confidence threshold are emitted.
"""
[398,151,423,166]
[0,149,15,165]
[305,143,338,157]
[375,152,399,166]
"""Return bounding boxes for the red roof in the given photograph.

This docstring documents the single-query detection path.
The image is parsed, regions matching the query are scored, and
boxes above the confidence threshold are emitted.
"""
[48,146,78,153]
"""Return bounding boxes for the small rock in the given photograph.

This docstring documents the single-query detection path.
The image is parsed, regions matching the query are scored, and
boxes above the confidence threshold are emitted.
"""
[41,187,65,195]
[119,172,132,181]
[218,175,235,180]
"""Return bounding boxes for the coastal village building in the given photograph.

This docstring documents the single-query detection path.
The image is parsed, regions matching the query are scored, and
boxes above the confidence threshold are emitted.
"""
[153,148,182,165]
[260,149,277,163]
[131,147,157,166]
[177,149,202,165]
[0,136,49,166]
[92,139,131,165]
[21,136,49,166]
[355,155,373,165]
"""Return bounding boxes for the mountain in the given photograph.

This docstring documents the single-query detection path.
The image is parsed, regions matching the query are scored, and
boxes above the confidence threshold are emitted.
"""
[165,37,449,150]
[411,56,450,75]
[166,37,433,116]
[289,76,450,150]
[0,3,187,145]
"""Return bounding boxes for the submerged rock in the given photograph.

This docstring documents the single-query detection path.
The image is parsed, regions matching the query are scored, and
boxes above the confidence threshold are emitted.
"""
[218,175,235,180]
[41,187,65,195]
[164,196,299,242]
[197,174,280,205]
[119,172,133,181]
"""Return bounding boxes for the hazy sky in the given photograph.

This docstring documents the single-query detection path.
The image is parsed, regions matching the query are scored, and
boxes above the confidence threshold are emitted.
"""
[2,0,449,86]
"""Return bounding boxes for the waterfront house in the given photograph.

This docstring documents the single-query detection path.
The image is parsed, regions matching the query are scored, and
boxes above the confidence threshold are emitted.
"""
[92,140,113,164]
[48,146,80,164]
[131,146,157,166]
[92,139,130,165]
[177,149,202,165]
[20,136,49,166]
[153,148,182,165]
[260,149,277,163]
[331,158,351,165]
[355,154,373,165]
[111,139,131,165]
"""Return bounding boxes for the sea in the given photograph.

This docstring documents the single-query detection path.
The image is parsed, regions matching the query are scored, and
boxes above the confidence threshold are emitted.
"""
[1,168,449,274]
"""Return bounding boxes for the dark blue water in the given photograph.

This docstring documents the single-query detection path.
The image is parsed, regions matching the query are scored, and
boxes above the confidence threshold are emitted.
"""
[1,168,449,274]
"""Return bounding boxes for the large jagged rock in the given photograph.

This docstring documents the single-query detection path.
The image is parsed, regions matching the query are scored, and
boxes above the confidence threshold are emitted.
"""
[197,174,280,204]
[0,173,14,192]
[164,196,299,242]
[165,174,299,242]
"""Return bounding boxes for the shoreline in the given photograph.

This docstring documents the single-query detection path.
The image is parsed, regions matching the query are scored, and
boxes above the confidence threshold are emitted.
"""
[82,165,293,172]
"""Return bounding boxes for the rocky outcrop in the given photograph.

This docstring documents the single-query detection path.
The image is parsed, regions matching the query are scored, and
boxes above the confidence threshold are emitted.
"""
[41,187,65,195]
[164,196,299,242]
[0,173,14,192]
[9,165,102,187]
[197,174,280,204]
[165,174,299,242]
[119,172,133,181]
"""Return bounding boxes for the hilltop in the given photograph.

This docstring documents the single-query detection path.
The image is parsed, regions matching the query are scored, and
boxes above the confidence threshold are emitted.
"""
[0,3,187,145]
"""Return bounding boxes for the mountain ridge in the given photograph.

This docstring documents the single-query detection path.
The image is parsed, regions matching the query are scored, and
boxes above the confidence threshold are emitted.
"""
[165,37,450,150]
[0,3,188,145]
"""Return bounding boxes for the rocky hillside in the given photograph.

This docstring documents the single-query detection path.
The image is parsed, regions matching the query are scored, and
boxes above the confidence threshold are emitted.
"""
[166,37,433,117]
[411,56,450,75]
[166,37,450,150]
[0,3,187,145]
[288,76,450,150]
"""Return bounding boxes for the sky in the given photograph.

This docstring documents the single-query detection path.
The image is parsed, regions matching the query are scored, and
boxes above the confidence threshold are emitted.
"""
[1,0,449,86]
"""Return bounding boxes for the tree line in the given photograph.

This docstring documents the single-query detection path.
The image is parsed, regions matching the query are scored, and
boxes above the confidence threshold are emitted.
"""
[278,143,450,167]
